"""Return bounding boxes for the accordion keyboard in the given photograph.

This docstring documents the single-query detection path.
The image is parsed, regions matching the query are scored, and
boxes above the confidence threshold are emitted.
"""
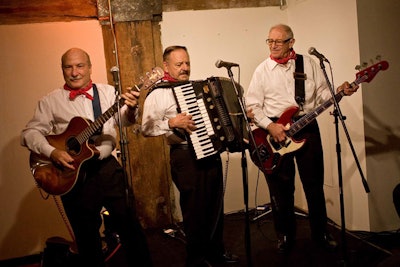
[173,82,219,159]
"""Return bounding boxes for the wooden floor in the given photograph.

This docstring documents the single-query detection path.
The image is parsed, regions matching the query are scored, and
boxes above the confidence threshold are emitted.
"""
[5,209,400,267]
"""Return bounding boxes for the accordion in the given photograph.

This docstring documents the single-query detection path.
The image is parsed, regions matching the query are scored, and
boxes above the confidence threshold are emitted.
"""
[171,76,246,159]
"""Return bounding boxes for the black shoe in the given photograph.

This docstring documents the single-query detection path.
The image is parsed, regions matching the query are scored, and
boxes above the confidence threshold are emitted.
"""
[314,232,338,251]
[277,235,295,253]
[186,260,212,267]
[198,260,212,267]
[208,251,239,264]
[221,252,239,263]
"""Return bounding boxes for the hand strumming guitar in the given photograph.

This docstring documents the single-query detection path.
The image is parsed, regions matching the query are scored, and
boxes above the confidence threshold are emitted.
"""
[50,149,75,170]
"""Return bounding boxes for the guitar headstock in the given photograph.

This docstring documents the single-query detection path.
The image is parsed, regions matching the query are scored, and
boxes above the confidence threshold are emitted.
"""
[135,67,164,92]
[355,59,389,84]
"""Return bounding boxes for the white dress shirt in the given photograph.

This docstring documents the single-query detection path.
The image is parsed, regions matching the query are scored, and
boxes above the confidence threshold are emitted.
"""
[245,55,332,130]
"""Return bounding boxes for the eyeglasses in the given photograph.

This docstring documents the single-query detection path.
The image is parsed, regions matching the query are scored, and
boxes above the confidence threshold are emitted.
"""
[266,38,291,46]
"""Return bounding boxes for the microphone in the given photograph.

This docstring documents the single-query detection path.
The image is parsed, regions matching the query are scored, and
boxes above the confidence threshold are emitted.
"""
[215,59,239,69]
[308,47,330,63]
[110,66,120,87]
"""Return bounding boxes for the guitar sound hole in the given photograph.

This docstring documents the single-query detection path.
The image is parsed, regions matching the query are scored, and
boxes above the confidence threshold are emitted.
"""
[66,137,81,156]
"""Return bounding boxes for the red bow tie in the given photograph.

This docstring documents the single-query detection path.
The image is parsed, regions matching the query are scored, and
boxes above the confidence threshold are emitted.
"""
[64,81,94,100]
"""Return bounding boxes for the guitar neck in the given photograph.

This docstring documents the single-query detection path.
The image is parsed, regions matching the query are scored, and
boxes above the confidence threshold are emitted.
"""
[77,98,125,143]
[287,91,345,137]
[71,67,165,145]
[286,66,376,138]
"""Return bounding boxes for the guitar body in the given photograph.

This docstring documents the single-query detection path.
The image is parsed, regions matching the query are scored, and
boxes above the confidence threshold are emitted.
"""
[250,106,305,174]
[30,117,99,195]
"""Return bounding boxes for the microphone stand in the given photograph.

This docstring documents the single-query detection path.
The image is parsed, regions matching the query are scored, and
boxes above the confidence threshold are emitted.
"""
[225,66,255,267]
[317,59,370,267]
[111,67,134,209]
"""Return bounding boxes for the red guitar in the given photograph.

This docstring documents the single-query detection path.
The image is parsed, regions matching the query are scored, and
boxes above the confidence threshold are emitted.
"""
[29,67,164,195]
[249,61,389,174]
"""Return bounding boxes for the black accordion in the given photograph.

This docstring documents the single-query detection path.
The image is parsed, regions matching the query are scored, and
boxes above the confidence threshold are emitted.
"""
[171,76,246,160]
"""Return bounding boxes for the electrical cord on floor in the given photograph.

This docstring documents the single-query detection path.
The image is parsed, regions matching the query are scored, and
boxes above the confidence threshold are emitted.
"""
[163,222,187,244]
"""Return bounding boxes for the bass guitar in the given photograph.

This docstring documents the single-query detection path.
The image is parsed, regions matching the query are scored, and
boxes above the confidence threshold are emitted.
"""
[249,60,389,174]
[29,67,164,195]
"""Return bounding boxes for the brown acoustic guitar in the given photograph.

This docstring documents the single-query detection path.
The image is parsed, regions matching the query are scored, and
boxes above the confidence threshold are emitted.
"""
[29,67,164,195]
[249,60,389,175]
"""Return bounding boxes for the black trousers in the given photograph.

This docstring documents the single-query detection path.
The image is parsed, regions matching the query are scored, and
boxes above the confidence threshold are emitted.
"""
[170,146,225,266]
[61,156,152,267]
[265,120,328,240]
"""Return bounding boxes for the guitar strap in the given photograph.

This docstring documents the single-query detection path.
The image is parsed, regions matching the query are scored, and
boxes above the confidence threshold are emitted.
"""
[92,84,102,135]
[92,84,102,119]
[294,54,306,111]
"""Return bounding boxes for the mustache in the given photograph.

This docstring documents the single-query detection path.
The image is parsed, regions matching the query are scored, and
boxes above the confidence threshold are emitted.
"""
[179,70,189,75]
[68,76,82,81]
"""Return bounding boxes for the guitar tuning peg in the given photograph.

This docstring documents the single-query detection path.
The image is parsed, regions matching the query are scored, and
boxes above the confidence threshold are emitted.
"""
[146,71,151,77]
[370,59,376,65]
[376,55,382,61]
[355,65,362,71]
[362,62,368,68]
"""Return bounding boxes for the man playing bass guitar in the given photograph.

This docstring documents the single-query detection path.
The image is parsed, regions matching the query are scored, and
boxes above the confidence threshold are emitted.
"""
[245,24,359,254]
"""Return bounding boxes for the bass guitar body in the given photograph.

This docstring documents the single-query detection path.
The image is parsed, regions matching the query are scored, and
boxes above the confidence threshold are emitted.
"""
[250,106,305,174]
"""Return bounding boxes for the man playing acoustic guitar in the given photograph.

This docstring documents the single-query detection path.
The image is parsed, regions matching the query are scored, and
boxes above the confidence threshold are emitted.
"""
[21,48,152,266]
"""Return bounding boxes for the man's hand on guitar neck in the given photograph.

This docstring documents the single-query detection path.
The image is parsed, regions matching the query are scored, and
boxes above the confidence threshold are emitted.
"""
[121,90,140,123]
[337,81,359,96]
[121,90,140,110]
[50,149,75,170]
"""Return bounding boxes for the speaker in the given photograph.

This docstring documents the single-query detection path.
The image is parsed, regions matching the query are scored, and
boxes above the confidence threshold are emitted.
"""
[393,183,400,218]
[41,236,79,267]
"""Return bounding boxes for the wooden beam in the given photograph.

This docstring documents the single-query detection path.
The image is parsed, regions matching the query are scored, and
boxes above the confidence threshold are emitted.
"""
[0,0,283,25]
[162,0,283,12]
[101,17,176,227]
[0,0,98,25]
[97,0,162,22]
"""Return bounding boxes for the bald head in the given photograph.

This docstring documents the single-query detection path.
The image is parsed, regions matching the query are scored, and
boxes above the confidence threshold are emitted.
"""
[61,48,91,67]
[61,48,93,89]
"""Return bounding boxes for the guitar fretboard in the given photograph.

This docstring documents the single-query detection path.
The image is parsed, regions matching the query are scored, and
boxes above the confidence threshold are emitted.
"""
[76,98,125,145]
[287,91,345,137]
